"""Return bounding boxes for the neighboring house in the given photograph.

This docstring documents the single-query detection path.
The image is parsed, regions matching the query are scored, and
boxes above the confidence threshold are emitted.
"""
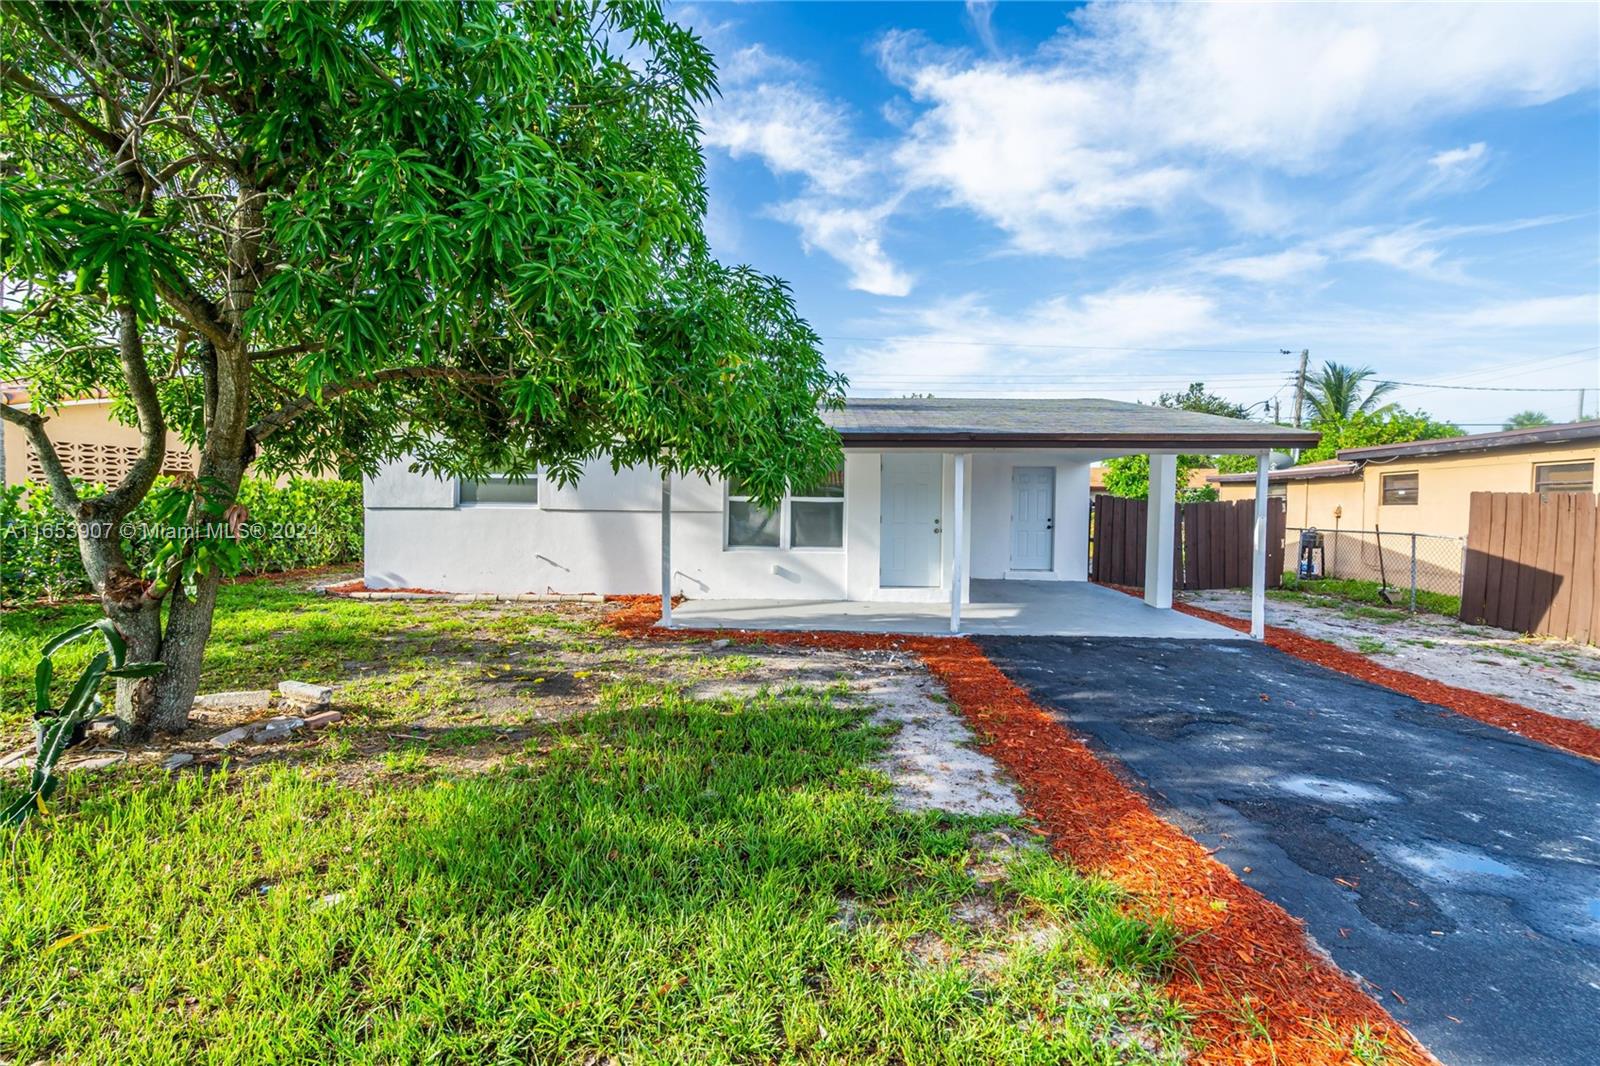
[1,384,194,487]
[1209,420,1600,538]
[365,397,1313,635]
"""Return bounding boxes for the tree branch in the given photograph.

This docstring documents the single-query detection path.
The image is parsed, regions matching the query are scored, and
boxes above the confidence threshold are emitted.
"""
[0,400,81,511]
[247,368,509,445]
[249,342,324,362]
[153,277,230,347]
[94,305,167,521]
[0,63,124,155]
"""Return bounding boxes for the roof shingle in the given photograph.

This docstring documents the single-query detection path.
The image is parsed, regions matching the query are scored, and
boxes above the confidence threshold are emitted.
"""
[827,397,1317,450]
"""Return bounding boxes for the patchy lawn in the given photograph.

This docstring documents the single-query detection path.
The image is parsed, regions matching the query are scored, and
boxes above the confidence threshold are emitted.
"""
[1275,575,1461,618]
[1184,585,1600,729]
[1,578,1193,1063]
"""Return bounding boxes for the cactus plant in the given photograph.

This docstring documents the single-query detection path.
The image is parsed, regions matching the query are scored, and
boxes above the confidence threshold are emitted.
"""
[3,620,163,826]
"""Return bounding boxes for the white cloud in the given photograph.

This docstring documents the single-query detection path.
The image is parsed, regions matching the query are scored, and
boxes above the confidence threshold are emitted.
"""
[701,82,866,196]
[839,286,1223,385]
[1456,294,1600,330]
[880,3,1598,255]
[1338,225,1456,280]
[1416,141,1492,198]
[1200,213,1578,287]
[717,43,808,87]
[1430,142,1488,175]
[699,53,911,295]
[1208,248,1330,283]
[965,1,1000,55]
[776,199,914,297]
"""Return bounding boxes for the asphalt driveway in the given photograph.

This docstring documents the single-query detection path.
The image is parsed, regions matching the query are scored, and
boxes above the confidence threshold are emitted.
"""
[976,636,1600,1066]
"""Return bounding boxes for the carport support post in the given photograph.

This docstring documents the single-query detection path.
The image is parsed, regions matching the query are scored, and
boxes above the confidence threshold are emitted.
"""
[1144,453,1177,609]
[660,468,672,628]
[950,453,966,633]
[1250,452,1269,640]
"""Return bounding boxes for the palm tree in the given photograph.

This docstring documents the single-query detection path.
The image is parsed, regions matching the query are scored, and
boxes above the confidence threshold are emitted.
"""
[1503,410,1553,430]
[1303,361,1398,424]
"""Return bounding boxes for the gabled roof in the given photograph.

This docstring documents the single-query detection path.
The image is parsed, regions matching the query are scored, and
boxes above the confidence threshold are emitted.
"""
[1336,420,1600,462]
[1209,459,1359,484]
[827,397,1318,451]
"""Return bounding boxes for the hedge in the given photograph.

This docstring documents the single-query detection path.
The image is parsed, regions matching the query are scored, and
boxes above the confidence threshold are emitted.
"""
[1,477,363,604]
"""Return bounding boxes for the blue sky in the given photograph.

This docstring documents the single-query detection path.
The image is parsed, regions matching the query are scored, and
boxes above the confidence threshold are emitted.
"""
[676,1,1600,429]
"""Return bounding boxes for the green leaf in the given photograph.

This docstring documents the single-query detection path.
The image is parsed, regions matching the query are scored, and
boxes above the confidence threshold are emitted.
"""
[33,658,52,718]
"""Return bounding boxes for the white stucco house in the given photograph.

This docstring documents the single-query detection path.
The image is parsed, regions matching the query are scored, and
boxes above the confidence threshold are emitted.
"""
[363,397,1316,638]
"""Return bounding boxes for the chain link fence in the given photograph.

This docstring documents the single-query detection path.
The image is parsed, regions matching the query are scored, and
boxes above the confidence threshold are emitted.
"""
[1285,526,1465,609]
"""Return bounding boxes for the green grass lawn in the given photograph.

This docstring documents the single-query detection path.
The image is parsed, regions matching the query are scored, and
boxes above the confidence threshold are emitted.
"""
[1271,574,1461,619]
[1,582,1192,1062]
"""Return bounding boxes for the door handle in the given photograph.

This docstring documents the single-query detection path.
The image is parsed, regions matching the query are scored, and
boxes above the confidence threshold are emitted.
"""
[933,518,942,534]
[1046,519,1054,530]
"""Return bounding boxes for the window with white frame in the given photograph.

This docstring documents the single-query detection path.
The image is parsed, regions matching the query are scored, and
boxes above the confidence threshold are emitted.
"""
[459,473,538,505]
[1533,461,1594,494]
[1380,471,1418,506]
[726,467,844,549]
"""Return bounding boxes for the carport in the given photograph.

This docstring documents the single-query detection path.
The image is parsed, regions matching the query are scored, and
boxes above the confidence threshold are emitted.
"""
[657,397,1318,639]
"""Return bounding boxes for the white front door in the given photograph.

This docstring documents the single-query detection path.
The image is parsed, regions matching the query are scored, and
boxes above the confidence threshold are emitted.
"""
[880,453,942,587]
[1010,466,1055,571]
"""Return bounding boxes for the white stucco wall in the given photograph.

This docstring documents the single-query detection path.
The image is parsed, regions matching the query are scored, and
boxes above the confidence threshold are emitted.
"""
[363,448,1096,601]
[365,455,848,598]
[968,453,1092,582]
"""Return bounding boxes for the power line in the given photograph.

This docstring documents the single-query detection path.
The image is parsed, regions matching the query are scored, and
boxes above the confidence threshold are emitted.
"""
[1381,350,1599,391]
[824,335,1287,355]
[847,371,1298,384]
[1374,379,1590,393]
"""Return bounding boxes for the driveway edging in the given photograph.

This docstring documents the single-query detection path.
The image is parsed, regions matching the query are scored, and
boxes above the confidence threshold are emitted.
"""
[1170,599,1600,763]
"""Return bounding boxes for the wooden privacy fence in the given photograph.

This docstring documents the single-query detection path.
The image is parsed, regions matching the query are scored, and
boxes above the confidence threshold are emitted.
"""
[1460,491,1598,644]
[1091,496,1286,590]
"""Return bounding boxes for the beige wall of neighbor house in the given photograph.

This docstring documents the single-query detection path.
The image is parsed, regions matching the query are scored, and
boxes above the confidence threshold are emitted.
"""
[2,396,195,487]
[1088,463,1217,496]
[1214,440,1599,539]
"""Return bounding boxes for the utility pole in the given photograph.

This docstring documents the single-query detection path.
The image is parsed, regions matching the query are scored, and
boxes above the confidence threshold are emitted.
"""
[1291,349,1310,427]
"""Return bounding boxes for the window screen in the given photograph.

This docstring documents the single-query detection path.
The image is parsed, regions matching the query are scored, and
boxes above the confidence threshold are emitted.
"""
[460,474,538,505]
[726,467,844,549]
[1533,461,1594,494]
[1381,472,1418,506]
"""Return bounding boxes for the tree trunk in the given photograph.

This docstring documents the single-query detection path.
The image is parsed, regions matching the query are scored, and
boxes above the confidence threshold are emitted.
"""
[106,561,227,739]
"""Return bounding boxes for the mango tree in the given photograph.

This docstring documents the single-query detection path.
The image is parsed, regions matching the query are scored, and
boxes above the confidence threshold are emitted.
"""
[0,1,844,738]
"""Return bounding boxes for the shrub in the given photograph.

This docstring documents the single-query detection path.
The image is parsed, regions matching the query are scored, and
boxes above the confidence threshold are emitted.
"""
[1,477,362,604]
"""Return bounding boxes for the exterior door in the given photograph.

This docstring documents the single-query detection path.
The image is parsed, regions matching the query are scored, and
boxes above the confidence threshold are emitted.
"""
[880,453,942,587]
[1010,466,1055,571]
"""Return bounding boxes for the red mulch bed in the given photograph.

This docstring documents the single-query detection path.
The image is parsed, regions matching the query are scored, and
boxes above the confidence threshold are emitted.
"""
[1170,600,1600,764]
[605,596,1434,1066]
[323,580,450,595]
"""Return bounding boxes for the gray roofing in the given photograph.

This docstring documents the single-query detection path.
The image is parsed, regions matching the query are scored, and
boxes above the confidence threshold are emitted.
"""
[826,397,1318,450]
[1336,419,1600,462]
[1210,460,1359,484]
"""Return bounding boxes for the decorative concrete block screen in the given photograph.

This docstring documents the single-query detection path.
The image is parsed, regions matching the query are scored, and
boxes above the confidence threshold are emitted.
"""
[1090,495,1285,590]
[1461,491,1598,644]
[27,440,193,483]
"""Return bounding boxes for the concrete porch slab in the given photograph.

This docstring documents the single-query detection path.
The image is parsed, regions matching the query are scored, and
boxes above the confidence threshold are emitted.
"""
[668,579,1245,640]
